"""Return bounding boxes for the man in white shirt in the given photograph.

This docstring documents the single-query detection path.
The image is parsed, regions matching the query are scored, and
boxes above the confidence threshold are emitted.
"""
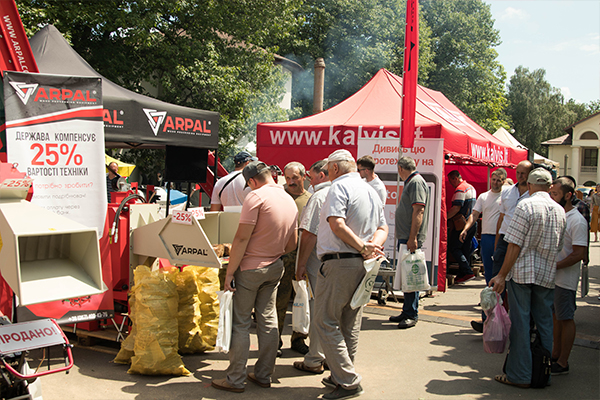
[549,177,587,376]
[315,149,388,399]
[493,160,533,277]
[460,168,506,332]
[357,155,386,205]
[210,151,256,211]
[293,159,331,374]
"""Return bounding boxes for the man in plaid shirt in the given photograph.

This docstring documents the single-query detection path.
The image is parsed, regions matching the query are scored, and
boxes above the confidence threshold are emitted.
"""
[490,168,566,388]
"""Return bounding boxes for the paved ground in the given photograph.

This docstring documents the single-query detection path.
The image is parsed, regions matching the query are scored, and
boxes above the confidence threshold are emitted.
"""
[36,242,600,400]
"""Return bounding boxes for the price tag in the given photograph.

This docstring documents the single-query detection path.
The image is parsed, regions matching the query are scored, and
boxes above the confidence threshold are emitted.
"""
[171,210,193,225]
[188,207,205,220]
[0,178,33,190]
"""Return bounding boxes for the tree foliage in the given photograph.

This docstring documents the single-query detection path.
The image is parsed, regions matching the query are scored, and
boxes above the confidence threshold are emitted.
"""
[15,0,598,171]
[276,0,434,116]
[420,0,508,133]
[507,66,598,157]
[17,0,302,165]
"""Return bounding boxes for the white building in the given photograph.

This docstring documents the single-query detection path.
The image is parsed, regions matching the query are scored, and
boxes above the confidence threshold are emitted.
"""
[542,111,600,186]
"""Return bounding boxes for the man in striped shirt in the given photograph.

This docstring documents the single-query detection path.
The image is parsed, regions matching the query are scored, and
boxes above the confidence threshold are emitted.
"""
[490,168,566,388]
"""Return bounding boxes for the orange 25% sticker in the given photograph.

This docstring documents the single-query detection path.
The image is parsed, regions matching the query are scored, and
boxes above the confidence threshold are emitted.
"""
[30,143,83,166]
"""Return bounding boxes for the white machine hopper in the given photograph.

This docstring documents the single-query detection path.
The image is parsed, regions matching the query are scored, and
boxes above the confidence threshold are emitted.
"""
[0,200,105,306]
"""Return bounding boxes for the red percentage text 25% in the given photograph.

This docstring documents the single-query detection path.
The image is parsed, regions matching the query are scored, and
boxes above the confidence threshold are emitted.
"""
[30,143,83,166]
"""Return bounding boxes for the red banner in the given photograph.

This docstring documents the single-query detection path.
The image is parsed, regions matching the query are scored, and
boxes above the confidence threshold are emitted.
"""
[401,0,419,150]
[0,0,38,74]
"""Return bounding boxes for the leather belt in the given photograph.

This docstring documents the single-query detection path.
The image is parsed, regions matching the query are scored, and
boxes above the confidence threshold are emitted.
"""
[321,252,363,262]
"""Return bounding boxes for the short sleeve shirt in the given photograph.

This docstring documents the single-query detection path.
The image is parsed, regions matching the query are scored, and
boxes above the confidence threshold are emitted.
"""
[451,180,476,217]
[238,184,298,270]
[504,191,566,289]
[299,182,331,235]
[368,176,387,205]
[498,184,529,235]
[395,172,429,246]
[211,171,250,207]
[316,172,387,258]
[473,189,502,235]
[555,207,588,291]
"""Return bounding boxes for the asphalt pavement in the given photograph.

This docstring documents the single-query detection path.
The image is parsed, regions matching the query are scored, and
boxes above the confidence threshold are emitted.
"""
[36,242,600,400]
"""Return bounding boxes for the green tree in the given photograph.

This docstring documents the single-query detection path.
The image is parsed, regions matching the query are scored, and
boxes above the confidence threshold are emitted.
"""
[17,0,302,168]
[506,66,574,156]
[276,0,434,116]
[421,0,508,133]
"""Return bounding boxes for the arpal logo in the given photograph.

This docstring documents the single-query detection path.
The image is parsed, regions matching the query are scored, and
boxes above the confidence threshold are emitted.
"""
[9,81,39,105]
[143,108,167,136]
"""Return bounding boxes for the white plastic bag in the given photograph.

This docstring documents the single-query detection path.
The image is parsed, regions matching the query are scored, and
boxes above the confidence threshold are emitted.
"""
[350,256,386,310]
[480,286,498,313]
[215,290,233,353]
[292,280,310,335]
[400,249,431,292]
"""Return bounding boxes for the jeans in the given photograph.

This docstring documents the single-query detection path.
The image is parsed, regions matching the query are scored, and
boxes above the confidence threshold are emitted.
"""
[492,235,508,276]
[395,242,420,319]
[505,279,554,385]
[403,291,419,319]
[480,234,495,321]
[448,222,477,277]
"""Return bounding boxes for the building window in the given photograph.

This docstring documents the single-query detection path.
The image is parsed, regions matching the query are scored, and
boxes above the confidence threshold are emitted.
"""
[582,148,598,172]
[580,131,599,140]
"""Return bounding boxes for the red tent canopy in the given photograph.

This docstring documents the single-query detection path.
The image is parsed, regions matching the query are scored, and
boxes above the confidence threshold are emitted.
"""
[257,68,527,170]
[257,68,528,292]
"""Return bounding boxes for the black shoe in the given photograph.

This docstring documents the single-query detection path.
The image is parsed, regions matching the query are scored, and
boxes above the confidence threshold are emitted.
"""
[397,318,417,329]
[389,314,407,323]
[322,376,336,388]
[471,320,483,333]
[291,338,309,355]
[323,384,364,399]
[551,362,569,375]
[276,349,282,357]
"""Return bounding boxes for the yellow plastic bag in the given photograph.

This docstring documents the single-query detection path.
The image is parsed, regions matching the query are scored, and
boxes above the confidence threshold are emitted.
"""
[128,266,190,376]
[171,267,210,354]
[193,266,220,346]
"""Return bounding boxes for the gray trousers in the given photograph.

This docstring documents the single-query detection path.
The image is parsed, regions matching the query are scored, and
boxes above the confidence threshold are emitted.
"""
[314,257,365,389]
[303,253,325,367]
[226,259,284,388]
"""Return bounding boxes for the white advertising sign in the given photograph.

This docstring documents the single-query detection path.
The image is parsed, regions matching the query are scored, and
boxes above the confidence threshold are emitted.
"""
[357,138,444,286]
[4,72,107,236]
[0,319,65,354]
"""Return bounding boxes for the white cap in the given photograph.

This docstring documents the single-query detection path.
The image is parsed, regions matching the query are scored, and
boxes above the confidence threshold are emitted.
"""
[327,149,355,163]
[527,167,552,185]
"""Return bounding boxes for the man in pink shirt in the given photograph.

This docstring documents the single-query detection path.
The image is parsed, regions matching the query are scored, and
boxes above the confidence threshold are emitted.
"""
[212,161,298,393]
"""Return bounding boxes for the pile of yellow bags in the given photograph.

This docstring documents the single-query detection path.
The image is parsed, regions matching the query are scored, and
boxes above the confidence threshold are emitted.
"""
[114,264,220,375]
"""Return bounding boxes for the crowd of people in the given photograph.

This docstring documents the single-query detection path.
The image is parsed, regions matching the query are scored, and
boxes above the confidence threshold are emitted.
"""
[204,150,589,397]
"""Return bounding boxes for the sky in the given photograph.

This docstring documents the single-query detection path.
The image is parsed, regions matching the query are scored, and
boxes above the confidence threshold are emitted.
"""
[486,0,600,104]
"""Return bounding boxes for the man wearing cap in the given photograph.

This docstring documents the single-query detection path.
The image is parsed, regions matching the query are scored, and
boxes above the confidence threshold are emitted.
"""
[210,151,256,211]
[315,149,388,399]
[490,167,566,388]
[212,161,298,393]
